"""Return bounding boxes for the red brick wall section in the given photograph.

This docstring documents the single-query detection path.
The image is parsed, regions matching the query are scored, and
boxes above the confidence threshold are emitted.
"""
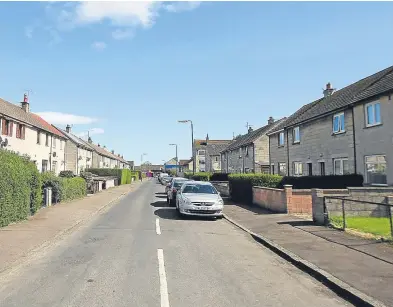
[288,190,312,214]
[252,187,287,213]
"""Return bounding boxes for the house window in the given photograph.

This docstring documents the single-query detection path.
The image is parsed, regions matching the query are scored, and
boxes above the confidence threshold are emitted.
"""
[245,146,249,156]
[52,161,57,173]
[42,160,48,173]
[333,158,349,175]
[45,134,49,146]
[198,150,205,155]
[365,155,387,185]
[278,132,285,146]
[333,112,345,133]
[270,164,275,174]
[365,102,381,127]
[278,163,286,176]
[307,163,312,176]
[1,119,12,136]
[60,140,63,150]
[53,137,56,148]
[293,162,303,176]
[319,162,326,176]
[293,126,300,143]
[16,124,25,139]
[37,131,41,144]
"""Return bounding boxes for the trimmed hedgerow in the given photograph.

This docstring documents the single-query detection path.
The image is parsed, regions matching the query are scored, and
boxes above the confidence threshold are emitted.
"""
[41,172,86,203]
[87,168,134,185]
[0,150,42,227]
[210,173,229,181]
[228,173,283,204]
[278,174,363,189]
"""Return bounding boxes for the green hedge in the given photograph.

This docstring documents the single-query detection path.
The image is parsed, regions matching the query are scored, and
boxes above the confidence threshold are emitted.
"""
[184,172,211,181]
[228,174,283,204]
[59,170,75,178]
[0,150,42,227]
[41,172,86,203]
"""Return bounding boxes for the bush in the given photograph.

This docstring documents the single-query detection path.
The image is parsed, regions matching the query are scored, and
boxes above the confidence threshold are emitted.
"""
[210,173,229,181]
[59,170,75,178]
[190,172,211,181]
[278,174,363,189]
[87,168,134,185]
[41,172,86,203]
[0,150,42,227]
[228,173,283,204]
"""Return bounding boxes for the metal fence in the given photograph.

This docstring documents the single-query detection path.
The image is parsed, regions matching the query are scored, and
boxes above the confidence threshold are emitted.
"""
[324,196,393,239]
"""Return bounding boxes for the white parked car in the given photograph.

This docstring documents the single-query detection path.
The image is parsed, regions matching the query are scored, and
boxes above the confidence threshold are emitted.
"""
[176,181,224,218]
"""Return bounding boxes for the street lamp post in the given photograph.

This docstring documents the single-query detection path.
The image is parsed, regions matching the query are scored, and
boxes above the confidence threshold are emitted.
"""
[178,120,195,174]
[169,143,178,175]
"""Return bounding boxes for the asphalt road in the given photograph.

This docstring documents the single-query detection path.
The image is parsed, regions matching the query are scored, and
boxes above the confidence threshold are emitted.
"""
[0,180,351,307]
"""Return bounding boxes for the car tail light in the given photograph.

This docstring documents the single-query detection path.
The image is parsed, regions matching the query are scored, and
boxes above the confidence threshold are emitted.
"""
[173,188,177,193]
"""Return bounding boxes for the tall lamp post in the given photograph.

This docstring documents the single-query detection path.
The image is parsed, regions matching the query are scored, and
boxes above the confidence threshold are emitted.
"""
[169,143,178,175]
[178,120,195,174]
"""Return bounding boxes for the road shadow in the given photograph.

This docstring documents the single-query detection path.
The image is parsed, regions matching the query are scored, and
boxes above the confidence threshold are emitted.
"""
[150,200,168,208]
[155,195,167,199]
[224,200,276,216]
[154,208,217,221]
[155,192,166,196]
[277,220,315,227]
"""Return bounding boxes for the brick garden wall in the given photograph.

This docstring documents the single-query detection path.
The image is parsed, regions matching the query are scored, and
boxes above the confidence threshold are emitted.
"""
[252,187,287,213]
[289,190,312,214]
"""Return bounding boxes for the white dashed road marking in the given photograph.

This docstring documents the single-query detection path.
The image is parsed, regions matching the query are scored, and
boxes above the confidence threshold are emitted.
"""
[157,249,170,307]
[156,218,161,235]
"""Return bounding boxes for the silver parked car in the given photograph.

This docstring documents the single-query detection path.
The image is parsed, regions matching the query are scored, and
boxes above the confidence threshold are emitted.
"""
[176,181,224,218]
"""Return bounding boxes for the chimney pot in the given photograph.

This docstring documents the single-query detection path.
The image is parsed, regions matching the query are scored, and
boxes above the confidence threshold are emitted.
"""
[111,150,114,154]
[21,93,30,112]
[248,126,253,133]
[268,116,274,125]
[323,82,334,97]
[65,124,71,133]
[98,143,100,147]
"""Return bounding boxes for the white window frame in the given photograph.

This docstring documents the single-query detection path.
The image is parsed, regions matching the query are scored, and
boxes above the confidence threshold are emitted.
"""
[333,112,345,134]
[333,158,349,175]
[364,155,387,185]
[293,126,300,143]
[198,150,205,155]
[293,162,303,176]
[365,101,381,127]
[278,162,286,176]
[278,132,284,146]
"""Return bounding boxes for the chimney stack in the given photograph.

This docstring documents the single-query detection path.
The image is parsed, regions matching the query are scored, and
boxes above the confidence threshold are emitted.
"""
[268,116,274,125]
[248,126,253,134]
[103,145,106,149]
[65,124,71,133]
[111,150,115,154]
[206,133,209,141]
[21,93,30,112]
[98,143,100,147]
[323,82,334,97]
[88,136,92,143]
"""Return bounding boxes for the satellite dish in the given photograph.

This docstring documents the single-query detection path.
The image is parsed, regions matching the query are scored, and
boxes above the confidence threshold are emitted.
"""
[3,138,8,147]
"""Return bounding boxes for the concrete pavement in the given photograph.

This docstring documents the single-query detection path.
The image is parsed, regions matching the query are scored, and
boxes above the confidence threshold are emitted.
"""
[0,180,351,306]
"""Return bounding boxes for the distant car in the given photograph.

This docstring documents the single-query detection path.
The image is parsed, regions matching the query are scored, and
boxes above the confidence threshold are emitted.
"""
[167,177,189,206]
[158,173,169,183]
[163,176,173,191]
[176,181,224,218]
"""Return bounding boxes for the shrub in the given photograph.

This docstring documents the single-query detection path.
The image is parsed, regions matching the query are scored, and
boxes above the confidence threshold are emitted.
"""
[190,172,211,181]
[210,173,229,181]
[41,172,87,203]
[0,150,42,227]
[59,170,75,178]
[87,168,134,185]
[278,174,364,189]
[228,173,283,204]
[120,169,132,184]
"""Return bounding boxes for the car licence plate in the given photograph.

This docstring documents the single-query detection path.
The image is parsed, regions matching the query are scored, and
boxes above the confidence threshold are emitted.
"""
[196,206,210,210]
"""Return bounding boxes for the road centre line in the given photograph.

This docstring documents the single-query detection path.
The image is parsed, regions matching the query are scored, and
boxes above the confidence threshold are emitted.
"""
[157,249,170,307]
[156,218,161,235]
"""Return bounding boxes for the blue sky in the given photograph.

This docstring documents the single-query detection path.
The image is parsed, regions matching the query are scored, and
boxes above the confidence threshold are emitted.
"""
[0,1,392,165]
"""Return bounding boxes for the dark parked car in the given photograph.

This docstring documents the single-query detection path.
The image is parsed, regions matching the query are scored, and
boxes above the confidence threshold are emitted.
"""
[167,177,189,206]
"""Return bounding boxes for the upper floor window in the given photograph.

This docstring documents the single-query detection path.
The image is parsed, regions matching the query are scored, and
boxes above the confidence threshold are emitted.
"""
[293,126,300,143]
[245,146,249,156]
[278,132,284,146]
[333,112,345,133]
[198,150,205,155]
[45,134,49,146]
[60,140,63,150]
[37,131,41,144]
[53,137,56,148]
[16,123,25,139]
[365,102,381,127]
[1,119,13,136]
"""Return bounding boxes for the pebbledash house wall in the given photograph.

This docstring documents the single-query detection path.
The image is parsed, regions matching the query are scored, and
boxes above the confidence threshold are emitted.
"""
[287,108,355,176]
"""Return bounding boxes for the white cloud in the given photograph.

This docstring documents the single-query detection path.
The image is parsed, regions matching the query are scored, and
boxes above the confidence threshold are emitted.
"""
[91,41,107,50]
[163,1,201,13]
[112,28,134,40]
[35,112,98,125]
[76,128,105,138]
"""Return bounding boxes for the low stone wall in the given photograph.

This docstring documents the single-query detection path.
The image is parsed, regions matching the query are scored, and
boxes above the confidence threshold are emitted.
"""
[210,181,230,197]
[252,186,287,213]
[312,187,393,224]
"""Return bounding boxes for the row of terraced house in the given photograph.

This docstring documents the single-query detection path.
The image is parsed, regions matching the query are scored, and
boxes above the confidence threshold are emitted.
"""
[193,65,393,186]
[0,94,130,175]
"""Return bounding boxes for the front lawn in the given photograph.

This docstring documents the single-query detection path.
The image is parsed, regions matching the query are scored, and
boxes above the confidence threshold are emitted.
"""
[330,216,392,239]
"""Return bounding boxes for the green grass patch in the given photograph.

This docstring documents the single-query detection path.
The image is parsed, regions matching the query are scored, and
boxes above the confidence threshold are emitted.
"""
[330,216,392,239]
